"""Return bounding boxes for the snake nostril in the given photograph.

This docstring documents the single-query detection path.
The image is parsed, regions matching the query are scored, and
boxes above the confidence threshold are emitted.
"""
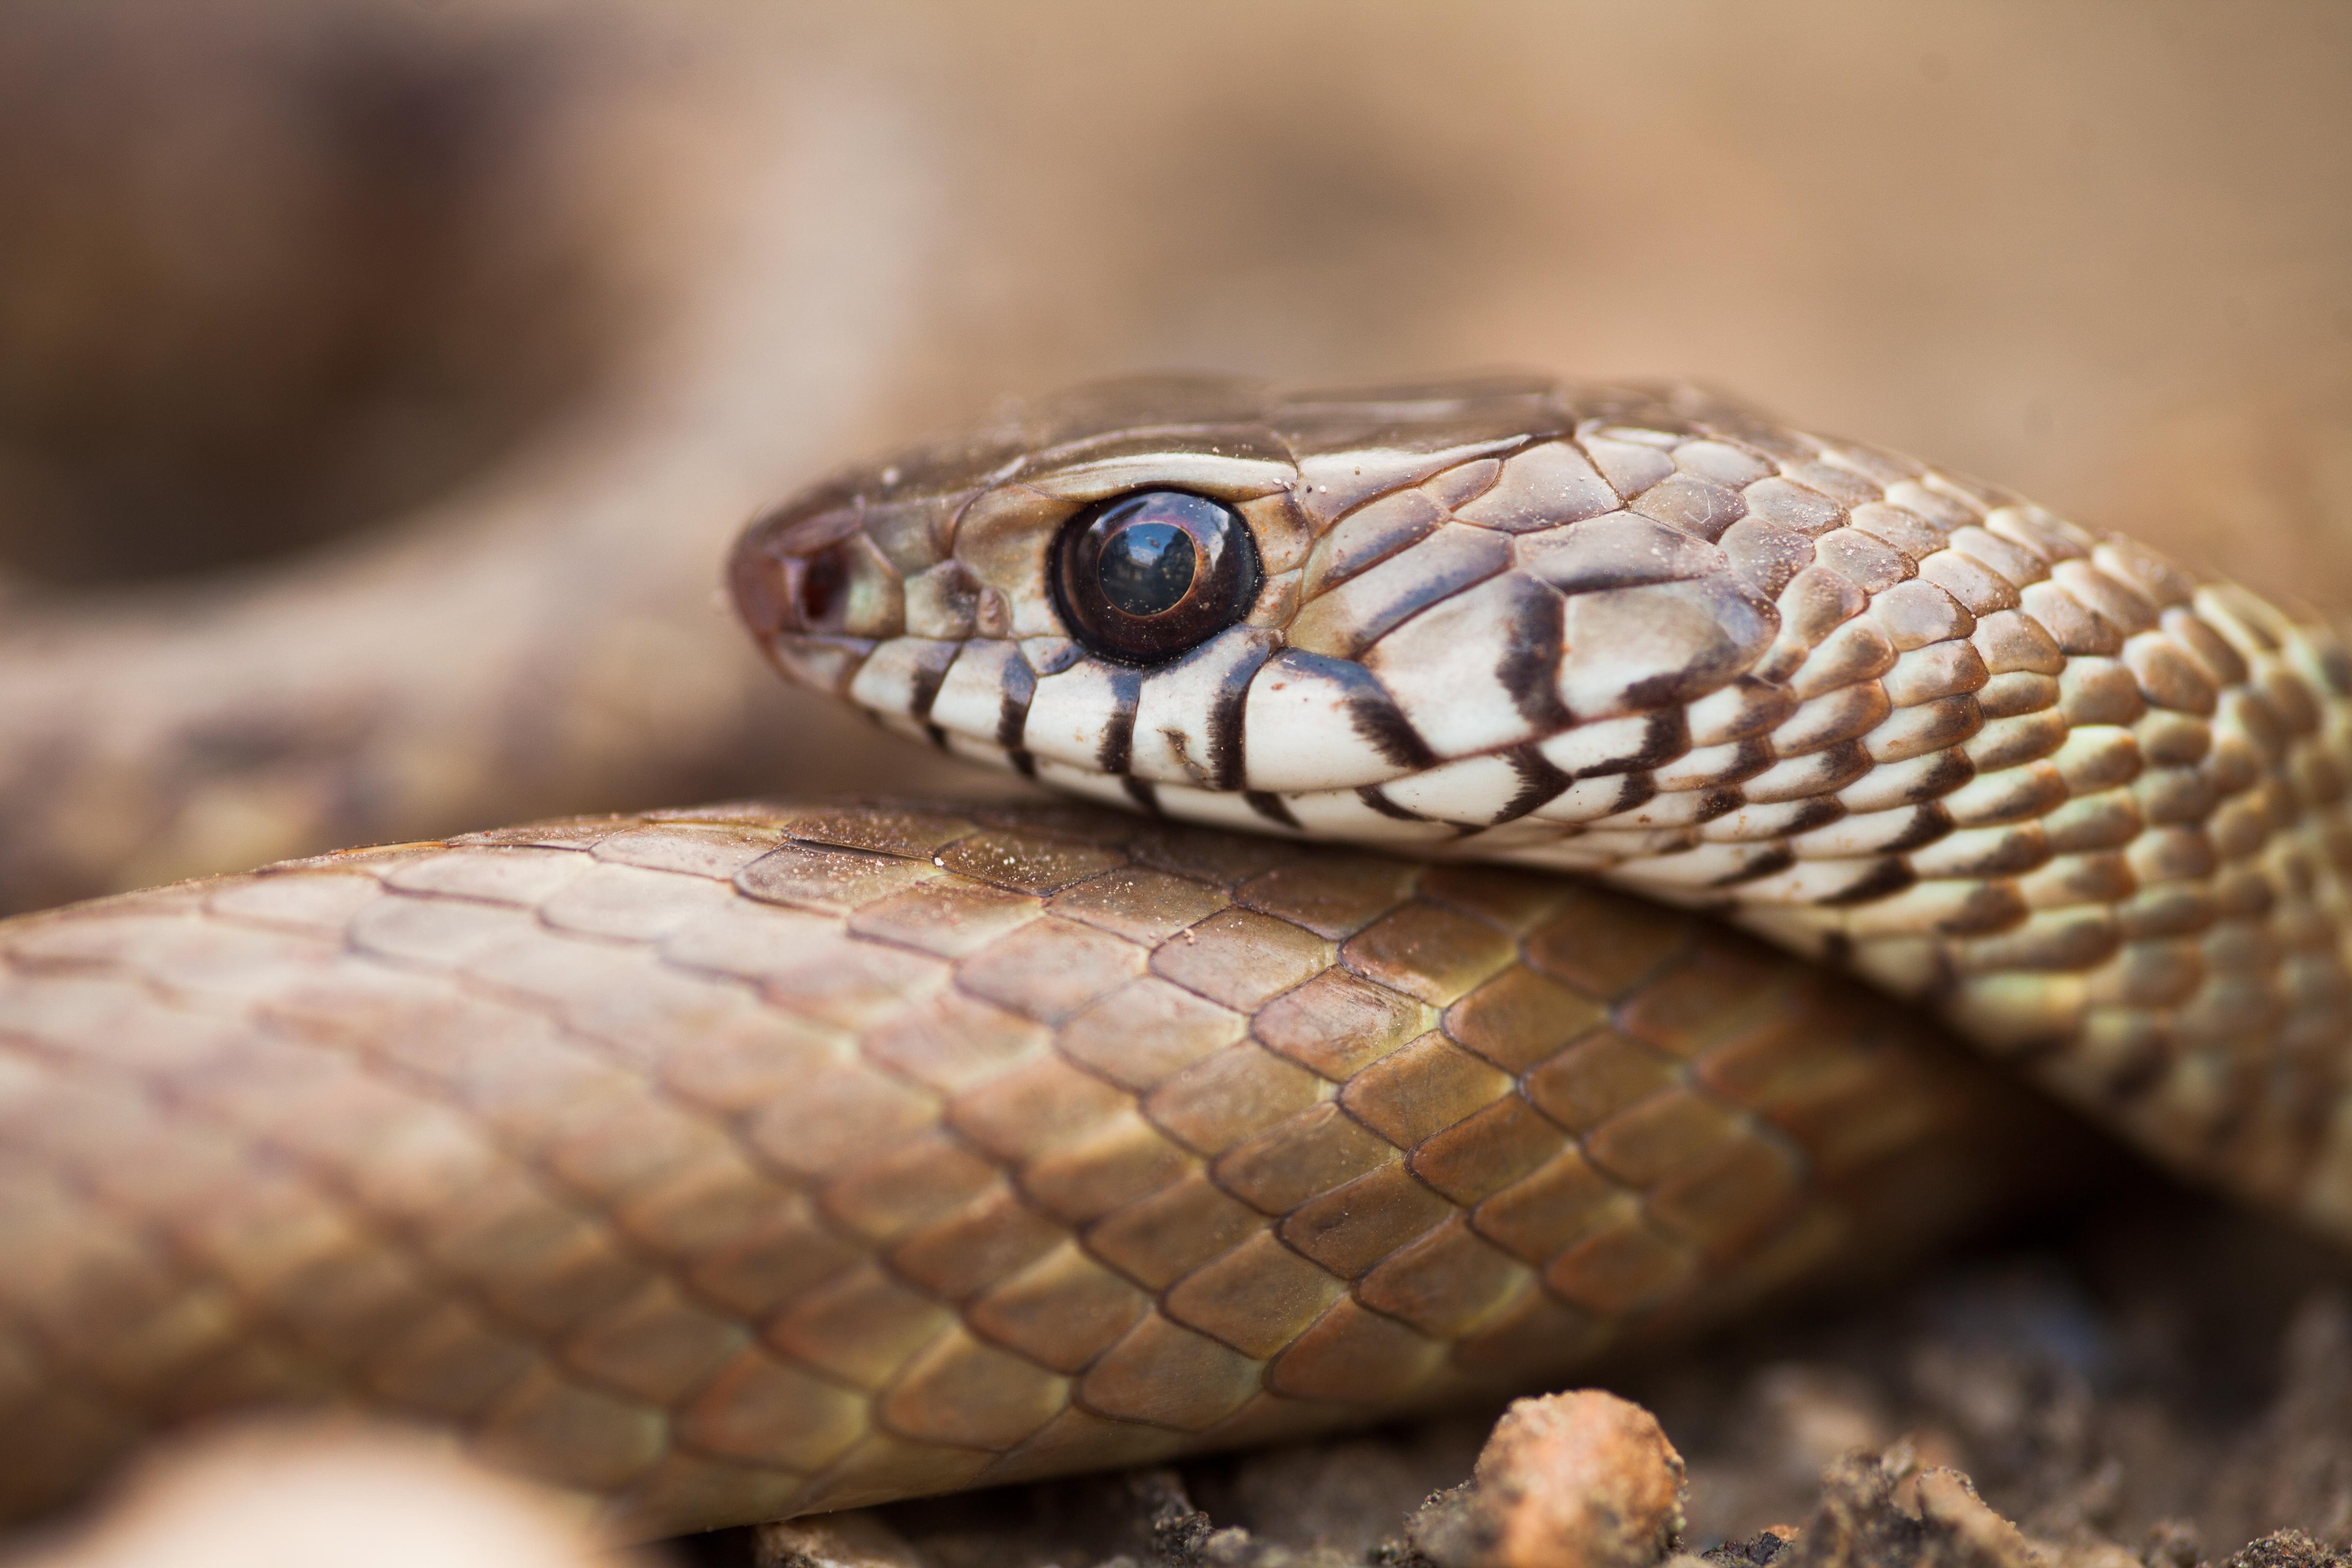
[799,545,853,632]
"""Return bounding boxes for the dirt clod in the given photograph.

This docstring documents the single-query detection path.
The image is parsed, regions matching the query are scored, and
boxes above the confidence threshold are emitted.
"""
[2210,1532,2352,1568]
[1404,1392,1688,1568]
[1696,1524,1800,1567]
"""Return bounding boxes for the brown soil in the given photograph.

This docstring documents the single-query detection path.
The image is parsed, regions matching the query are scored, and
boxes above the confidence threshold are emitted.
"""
[684,1184,2348,1568]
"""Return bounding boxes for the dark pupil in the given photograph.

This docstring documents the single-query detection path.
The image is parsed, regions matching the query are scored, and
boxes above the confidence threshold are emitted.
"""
[1052,486,1259,666]
[1096,521,1197,617]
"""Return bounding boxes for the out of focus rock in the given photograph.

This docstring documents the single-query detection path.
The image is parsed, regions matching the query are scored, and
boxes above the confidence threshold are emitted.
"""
[1408,1391,1687,1568]
[7,1418,617,1568]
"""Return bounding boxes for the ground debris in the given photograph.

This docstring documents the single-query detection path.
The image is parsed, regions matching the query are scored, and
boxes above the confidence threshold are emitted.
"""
[2210,1532,2352,1568]
[1775,1452,2040,1568]
[1695,1525,1800,1567]
[684,1199,2350,1568]
[1403,1393,1687,1568]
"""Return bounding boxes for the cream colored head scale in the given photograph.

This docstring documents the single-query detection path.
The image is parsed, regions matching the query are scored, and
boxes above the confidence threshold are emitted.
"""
[733,372,2352,1238]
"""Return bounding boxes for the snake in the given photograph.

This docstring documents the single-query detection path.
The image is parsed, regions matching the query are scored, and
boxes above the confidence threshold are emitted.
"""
[3,372,2349,1542]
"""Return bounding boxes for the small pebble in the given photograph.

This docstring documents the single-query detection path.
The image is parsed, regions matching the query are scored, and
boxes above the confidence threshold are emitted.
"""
[1409,1390,1689,1568]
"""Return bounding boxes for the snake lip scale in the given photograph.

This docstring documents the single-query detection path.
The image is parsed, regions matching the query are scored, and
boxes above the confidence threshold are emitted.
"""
[3,371,2348,1540]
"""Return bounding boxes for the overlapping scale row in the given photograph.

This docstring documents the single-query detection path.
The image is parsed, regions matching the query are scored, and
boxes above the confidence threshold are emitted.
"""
[732,374,2352,1235]
[0,803,2020,1536]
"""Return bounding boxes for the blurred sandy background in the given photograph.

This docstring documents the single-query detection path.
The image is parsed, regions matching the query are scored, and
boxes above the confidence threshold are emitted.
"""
[0,8,2347,1558]
[0,0,2347,908]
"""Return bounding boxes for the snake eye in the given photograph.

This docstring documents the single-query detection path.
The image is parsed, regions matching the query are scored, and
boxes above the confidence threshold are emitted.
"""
[1052,489,1261,664]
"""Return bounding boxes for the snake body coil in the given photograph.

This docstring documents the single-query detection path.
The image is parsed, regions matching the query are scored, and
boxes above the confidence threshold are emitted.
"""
[3,374,2349,1538]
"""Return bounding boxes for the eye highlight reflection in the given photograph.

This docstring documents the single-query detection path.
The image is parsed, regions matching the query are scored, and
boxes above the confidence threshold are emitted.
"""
[1052,489,1260,665]
[1097,521,1197,617]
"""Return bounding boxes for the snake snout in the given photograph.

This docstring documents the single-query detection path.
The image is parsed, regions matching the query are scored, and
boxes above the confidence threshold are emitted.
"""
[732,536,864,638]
[728,484,910,693]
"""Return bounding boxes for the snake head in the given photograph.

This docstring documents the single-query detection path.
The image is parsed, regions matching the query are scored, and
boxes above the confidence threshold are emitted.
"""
[730,373,2352,1213]
[729,371,1807,838]
[725,372,2305,947]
